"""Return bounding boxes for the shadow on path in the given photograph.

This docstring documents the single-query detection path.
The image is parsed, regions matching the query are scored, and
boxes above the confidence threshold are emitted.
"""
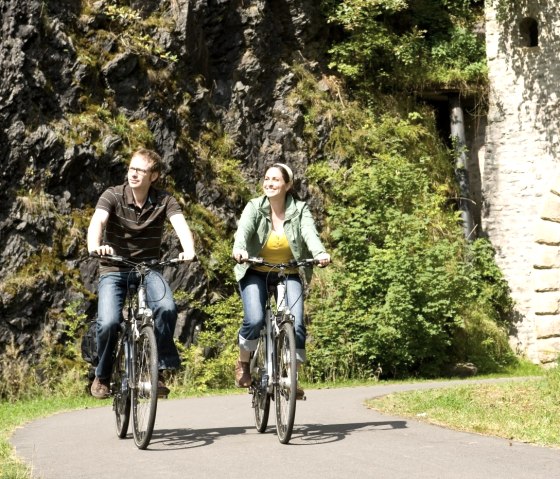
[147,425,253,450]
[291,420,408,445]
[145,420,407,450]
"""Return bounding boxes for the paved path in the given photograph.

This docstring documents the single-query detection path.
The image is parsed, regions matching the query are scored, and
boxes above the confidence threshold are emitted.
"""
[11,378,560,479]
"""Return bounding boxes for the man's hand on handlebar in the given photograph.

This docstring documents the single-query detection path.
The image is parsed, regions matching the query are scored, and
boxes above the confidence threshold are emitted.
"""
[90,245,114,256]
[178,250,196,261]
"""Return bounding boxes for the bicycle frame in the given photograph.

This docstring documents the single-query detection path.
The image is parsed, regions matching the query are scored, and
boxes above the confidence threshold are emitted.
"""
[263,282,292,392]
[122,272,153,398]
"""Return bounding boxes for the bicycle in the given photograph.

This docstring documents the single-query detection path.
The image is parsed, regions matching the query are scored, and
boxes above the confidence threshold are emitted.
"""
[90,253,187,449]
[242,257,319,444]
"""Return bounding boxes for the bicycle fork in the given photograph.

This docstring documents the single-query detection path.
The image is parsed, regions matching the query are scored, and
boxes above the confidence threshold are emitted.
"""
[265,310,276,395]
[129,283,154,397]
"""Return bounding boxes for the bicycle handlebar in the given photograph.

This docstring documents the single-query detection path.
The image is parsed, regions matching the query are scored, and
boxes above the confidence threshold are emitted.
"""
[89,252,189,268]
[240,257,320,268]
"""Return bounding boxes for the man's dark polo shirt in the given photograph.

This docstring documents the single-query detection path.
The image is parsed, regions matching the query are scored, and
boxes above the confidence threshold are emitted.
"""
[95,182,182,274]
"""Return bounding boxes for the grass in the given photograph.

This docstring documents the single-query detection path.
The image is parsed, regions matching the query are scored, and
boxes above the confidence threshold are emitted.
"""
[368,365,560,448]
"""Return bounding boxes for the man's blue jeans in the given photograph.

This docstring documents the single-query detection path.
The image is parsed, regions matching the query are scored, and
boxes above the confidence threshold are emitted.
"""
[238,270,306,363]
[95,271,181,379]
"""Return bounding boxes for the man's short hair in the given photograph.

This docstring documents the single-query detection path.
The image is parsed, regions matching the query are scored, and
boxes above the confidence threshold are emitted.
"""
[132,148,163,174]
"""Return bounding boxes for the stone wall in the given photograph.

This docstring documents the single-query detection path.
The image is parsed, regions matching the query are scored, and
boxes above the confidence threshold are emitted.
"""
[483,1,560,364]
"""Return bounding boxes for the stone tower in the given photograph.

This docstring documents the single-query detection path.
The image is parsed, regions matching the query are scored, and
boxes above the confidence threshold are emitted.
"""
[483,1,560,364]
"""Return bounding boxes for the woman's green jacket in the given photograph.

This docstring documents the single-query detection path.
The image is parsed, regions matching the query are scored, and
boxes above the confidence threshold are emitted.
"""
[233,194,327,282]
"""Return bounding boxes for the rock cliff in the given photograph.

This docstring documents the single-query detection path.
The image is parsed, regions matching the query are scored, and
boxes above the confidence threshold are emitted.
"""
[0,0,329,363]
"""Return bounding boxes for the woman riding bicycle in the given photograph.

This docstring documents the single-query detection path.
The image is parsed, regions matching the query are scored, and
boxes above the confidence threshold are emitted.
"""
[232,163,330,394]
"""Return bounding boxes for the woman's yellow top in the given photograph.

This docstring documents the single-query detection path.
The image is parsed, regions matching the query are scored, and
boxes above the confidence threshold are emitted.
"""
[253,230,298,274]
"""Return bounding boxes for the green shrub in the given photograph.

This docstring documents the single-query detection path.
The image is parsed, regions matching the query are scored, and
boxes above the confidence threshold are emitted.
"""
[303,112,514,380]
[174,294,242,392]
[323,0,487,91]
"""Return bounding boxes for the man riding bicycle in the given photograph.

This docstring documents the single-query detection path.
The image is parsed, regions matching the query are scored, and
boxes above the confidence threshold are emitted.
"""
[87,148,196,399]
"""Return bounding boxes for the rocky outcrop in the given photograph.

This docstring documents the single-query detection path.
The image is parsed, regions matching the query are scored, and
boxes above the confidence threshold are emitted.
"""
[0,0,328,365]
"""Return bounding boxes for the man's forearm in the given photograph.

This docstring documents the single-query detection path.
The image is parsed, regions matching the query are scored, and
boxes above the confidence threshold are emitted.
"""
[87,209,109,252]
[170,214,195,257]
[87,222,103,251]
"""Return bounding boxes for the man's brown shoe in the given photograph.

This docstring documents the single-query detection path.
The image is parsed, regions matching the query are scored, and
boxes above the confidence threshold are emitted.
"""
[91,377,110,399]
[157,373,170,398]
[235,360,251,387]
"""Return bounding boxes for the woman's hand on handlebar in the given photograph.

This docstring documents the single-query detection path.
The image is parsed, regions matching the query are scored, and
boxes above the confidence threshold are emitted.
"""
[315,252,331,267]
[232,249,249,264]
[90,245,114,256]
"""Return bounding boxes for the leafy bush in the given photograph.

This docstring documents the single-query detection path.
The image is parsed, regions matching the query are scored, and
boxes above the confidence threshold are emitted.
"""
[174,294,242,392]
[323,0,487,91]
[302,108,514,380]
[0,299,91,401]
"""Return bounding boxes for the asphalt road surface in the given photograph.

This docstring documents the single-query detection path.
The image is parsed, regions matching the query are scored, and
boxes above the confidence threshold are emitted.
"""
[11,378,560,479]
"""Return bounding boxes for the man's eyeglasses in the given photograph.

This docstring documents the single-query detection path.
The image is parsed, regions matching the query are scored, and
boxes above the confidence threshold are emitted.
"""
[129,166,151,176]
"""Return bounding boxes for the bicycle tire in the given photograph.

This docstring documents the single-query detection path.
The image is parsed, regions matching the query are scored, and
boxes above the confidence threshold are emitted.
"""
[274,319,297,444]
[131,324,159,449]
[251,334,270,432]
[112,337,130,438]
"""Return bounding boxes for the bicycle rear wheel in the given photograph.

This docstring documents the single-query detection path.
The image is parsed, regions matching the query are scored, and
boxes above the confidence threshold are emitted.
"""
[274,320,297,444]
[251,334,270,432]
[131,324,158,449]
[112,337,130,438]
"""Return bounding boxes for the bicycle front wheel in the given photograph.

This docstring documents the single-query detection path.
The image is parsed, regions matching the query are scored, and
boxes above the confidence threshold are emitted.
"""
[131,324,159,449]
[251,335,270,432]
[274,320,297,444]
[112,337,130,438]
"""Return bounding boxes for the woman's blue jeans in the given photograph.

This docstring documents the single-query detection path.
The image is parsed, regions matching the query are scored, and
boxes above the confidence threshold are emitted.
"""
[95,271,181,379]
[238,270,306,363]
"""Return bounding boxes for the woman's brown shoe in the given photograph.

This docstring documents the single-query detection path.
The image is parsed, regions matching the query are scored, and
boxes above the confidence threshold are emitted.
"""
[235,360,251,387]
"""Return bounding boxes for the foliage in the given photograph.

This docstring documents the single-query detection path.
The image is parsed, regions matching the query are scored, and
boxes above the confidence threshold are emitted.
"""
[0,250,61,298]
[0,341,39,402]
[300,97,514,380]
[173,295,242,392]
[15,190,56,216]
[55,107,155,157]
[195,125,254,203]
[0,298,91,402]
[81,0,178,63]
[322,0,487,91]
